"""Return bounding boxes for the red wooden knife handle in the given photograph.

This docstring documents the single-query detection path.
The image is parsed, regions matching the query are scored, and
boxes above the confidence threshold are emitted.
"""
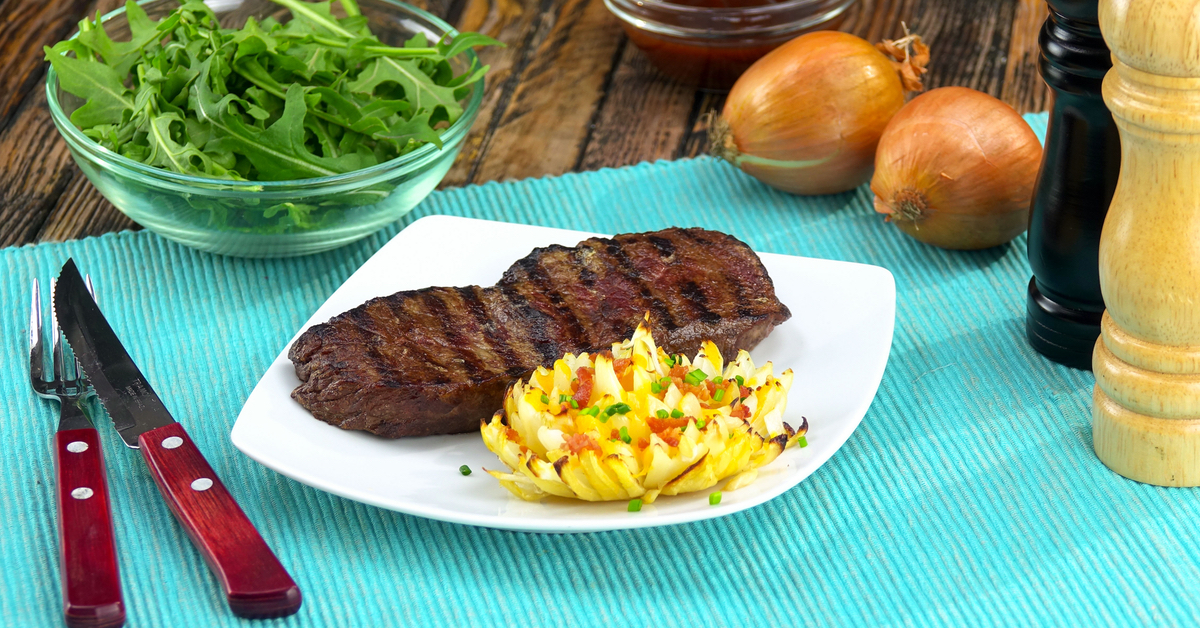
[54,428,125,628]
[137,423,301,619]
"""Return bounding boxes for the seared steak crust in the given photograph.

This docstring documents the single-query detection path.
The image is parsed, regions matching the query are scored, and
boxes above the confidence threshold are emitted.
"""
[289,228,791,438]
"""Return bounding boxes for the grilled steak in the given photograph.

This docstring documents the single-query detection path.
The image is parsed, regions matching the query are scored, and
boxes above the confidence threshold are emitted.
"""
[289,227,791,438]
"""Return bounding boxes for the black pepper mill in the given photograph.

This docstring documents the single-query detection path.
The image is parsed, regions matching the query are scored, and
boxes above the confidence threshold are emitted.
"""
[1025,0,1121,370]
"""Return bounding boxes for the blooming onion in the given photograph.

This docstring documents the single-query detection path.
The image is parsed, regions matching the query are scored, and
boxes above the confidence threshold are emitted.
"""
[481,320,807,503]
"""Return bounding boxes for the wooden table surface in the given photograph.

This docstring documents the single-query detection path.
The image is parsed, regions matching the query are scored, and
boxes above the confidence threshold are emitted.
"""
[0,0,1047,248]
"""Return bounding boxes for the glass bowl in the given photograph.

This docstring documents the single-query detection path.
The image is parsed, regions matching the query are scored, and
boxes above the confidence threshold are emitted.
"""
[46,0,483,258]
[605,0,857,89]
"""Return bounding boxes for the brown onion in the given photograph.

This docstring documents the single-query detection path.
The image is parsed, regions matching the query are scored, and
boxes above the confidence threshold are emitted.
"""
[871,86,1042,250]
[710,31,928,195]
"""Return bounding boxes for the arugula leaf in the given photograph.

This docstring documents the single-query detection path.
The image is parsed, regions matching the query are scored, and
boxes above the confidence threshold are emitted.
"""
[77,1,161,77]
[146,111,232,177]
[437,32,504,61]
[45,46,135,127]
[195,70,367,180]
[348,57,462,122]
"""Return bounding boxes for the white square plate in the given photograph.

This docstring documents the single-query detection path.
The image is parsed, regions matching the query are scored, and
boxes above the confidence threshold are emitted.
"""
[232,215,895,532]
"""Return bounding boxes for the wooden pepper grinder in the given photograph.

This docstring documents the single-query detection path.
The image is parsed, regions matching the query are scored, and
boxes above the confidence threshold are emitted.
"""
[1026,0,1120,370]
[1093,0,1200,486]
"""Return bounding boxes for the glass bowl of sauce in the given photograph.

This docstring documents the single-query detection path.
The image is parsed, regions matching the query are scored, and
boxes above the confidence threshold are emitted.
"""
[606,0,856,89]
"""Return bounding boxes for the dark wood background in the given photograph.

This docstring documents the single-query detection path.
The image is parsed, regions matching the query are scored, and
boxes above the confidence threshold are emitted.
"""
[0,0,1047,247]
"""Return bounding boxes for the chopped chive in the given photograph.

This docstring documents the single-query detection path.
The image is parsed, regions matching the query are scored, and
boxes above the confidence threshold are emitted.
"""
[735,375,745,386]
[598,413,610,423]
[619,426,631,444]
[709,492,722,506]
[696,418,706,429]
[664,355,676,368]
[650,382,662,394]
[459,465,472,476]
[628,498,643,512]
[798,436,808,448]
[670,409,684,419]
[570,399,579,409]
[712,388,725,402]
[559,394,570,403]
[540,394,549,404]
[684,369,707,386]
[656,409,669,419]
[606,402,632,416]
[713,376,723,384]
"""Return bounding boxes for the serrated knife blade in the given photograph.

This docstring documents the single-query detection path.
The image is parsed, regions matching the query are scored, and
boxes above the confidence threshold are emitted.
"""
[53,259,172,447]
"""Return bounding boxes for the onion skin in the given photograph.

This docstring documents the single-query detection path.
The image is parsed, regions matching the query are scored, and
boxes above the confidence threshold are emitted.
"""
[715,31,907,196]
[871,87,1042,250]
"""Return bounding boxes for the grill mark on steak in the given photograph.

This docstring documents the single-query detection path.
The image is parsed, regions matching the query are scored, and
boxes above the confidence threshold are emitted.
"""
[649,235,675,258]
[497,284,563,364]
[423,289,492,379]
[457,286,524,376]
[680,281,722,325]
[677,228,757,319]
[289,227,791,438]
[516,254,590,350]
[598,238,679,332]
[381,291,453,385]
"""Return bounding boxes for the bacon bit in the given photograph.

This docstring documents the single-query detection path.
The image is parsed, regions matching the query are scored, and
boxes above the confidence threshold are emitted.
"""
[610,428,620,440]
[519,445,529,454]
[573,367,594,406]
[647,415,689,433]
[505,427,520,441]
[564,432,601,455]
[660,428,681,448]
[739,385,752,399]
[637,438,650,449]
[705,380,716,395]
[612,357,632,373]
[669,365,691,379]
[730,403,751,419]
[680,381,709,400]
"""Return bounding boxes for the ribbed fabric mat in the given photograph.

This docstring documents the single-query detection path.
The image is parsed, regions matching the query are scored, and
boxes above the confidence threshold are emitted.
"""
[4,112,1197,627]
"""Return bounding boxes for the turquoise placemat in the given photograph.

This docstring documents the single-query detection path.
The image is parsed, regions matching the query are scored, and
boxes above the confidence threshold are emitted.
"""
[5,112,1198,627]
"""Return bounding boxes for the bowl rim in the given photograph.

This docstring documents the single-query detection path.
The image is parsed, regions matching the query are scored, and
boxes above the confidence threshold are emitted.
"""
[45,0,484,190]
[604,0,855,41]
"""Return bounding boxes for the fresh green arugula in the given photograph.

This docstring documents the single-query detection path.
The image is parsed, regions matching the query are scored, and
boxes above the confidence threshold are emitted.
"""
[45,0,499,232]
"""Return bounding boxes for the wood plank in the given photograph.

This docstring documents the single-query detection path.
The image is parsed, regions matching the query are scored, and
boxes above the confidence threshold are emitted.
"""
[1002,0,1049,114]
[36,172,138,241]
[460,0,625,183]
[439,0,547,187]
[0,0,129,244]
[0,0,92,131]
[575,38,699,172]
[839,0,917,43]
[0,88,86,247]
[910,0,1018,97]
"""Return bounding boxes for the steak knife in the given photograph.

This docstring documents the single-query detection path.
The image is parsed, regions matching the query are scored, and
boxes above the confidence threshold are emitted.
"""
[53,259,301,619]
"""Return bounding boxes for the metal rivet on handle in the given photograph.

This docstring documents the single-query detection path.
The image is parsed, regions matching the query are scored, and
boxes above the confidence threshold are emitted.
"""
[66,441,88,453]
[161,436,183,449]
[191,478,213,492]
[71,487,93,500]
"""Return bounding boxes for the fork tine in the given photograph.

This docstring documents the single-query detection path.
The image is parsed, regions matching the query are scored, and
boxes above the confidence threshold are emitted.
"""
[49,278,69,383]
[29,278,44,383]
